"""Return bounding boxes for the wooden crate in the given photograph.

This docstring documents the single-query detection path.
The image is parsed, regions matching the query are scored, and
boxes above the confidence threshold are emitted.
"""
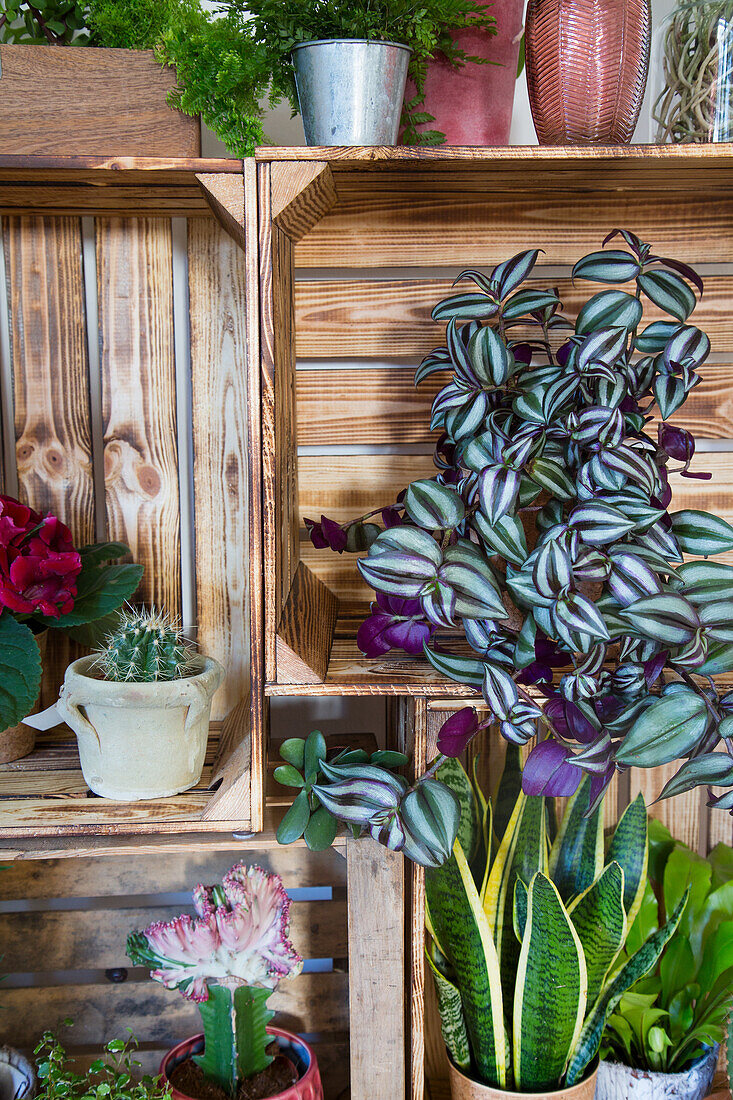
[0,157,259,844]
[249,146,733,701]
[0,47,200,158]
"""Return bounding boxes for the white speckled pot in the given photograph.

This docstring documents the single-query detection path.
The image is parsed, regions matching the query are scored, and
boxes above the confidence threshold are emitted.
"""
[596,1046,719,1100]
[58,654,224,800]
[0,1046,35,1100]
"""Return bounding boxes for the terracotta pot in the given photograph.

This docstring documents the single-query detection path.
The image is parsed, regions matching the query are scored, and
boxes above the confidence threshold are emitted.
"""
[0,630,48,765]
[161,1030,324,1100]
[596,1045,718,1100]
[57,654,224,800]
[403,0,524,145]
[524,0,651,144]
[448,1059,599,1100]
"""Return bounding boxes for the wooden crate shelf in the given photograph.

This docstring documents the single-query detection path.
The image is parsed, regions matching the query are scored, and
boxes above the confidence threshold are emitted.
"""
[0,155,258,843]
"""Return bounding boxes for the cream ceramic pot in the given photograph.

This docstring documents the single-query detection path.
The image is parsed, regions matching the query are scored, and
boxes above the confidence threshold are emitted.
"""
[58,654,224,800]
[447,1060,598,1100]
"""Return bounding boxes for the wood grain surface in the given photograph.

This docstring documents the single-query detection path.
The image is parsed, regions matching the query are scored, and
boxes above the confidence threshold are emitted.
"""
[294,191,733,268]
[276,560,339,683]
[96,216,181,613]
[188,216,249,720]
[0,47,199,158]
[5,214,95,704]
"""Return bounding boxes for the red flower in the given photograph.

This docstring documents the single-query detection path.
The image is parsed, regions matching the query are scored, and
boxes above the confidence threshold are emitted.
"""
[0,496,81,619]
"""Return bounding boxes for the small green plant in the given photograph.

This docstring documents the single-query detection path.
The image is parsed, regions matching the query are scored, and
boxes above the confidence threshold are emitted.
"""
[601,820,733,1073]
[95,607,194,683]
[0,1,89,45]
[425,750,686,1092]
[35,1026,169,1100]
[85,0,190,51]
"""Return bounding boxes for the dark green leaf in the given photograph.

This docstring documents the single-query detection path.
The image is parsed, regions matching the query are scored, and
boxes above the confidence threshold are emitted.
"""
[276,789,311,844]
[616,691,709,767]
[0,615,42,732]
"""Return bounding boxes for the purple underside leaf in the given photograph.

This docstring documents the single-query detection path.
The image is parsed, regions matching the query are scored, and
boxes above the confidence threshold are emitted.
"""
[437,707,482,757]
[522,739,583,797]
[356,594,435,658]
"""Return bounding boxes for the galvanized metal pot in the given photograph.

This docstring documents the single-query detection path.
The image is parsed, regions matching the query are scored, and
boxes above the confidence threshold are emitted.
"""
[596,1046,719,1100]
[292,39,411,146]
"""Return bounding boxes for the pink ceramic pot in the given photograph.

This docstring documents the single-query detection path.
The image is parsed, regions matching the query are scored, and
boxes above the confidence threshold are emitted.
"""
[403,0,524,145]
[161,1029,324,1100]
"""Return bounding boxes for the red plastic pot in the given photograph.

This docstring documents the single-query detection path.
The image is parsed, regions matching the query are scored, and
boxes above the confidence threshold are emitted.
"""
[160,1029,324,1100]
[403,0,525,145]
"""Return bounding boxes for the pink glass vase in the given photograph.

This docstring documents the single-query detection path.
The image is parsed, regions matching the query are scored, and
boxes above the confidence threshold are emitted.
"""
[525,0,651,144]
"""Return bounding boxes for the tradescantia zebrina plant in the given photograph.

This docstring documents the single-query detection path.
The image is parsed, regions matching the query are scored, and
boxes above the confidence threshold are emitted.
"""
[427,749,687,1092]
[307,229,733,820]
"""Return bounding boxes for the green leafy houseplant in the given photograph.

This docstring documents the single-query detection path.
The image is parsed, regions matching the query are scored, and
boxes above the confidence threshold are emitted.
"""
[274,728,460,865]
[127,863,303,1097]
[305,229,733,842]
[0,493,142,732]
[601,819,733,1074]
[35,1027,170,1100]
[426,751,686,1093]
[0,1,89,44]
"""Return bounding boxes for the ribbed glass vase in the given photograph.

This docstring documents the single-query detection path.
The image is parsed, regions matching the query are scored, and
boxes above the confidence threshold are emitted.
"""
[525,0,651,144]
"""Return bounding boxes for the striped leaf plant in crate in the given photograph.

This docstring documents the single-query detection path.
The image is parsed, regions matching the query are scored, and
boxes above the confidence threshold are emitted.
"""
[302,229,733,857]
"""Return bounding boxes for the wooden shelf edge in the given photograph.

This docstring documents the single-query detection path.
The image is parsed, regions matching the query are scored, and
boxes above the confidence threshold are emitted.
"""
[255,143,733,163]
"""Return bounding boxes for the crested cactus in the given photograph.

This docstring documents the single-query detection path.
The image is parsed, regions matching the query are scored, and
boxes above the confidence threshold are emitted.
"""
[96,607,195,682]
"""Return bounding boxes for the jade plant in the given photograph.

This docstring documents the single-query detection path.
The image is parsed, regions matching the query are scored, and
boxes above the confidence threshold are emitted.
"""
[601,819,733,1073]
[95,607,194,683]
[127,862,302,1096]
[307,230,733,823]
[425,750,686,1092]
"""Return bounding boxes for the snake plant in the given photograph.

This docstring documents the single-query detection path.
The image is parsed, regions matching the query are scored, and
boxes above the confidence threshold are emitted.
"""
[425,749,687,1092]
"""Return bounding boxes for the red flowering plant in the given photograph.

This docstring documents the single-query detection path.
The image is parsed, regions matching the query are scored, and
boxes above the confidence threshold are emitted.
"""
[0,494,142,732]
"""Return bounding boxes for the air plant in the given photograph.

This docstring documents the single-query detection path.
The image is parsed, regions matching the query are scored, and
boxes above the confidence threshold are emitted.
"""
[653,0,733,143]
[127,863,303,1095]
[304,230,733,852]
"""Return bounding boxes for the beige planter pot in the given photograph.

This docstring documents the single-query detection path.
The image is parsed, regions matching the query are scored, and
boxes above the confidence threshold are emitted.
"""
[0,630,48,764]
[57,655,224,800]
[448,1060,598,1100]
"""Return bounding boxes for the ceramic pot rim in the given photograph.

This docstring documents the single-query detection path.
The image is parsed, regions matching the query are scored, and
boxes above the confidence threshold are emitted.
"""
[161,1027,319,1100]
[448,1054,599,1097]
[63,654,222,700]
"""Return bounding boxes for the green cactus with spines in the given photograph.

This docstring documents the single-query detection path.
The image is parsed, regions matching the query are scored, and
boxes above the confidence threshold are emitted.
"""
[97,608,195,683]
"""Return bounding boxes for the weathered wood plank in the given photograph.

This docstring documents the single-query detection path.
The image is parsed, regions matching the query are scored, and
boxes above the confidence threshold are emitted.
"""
[0,47,199,159]
[271,162,338,242]
[294,276,733,361]
[347,839,405,1100]
[3,972,349,1049]
[294,190,733,267]
[5,214,94,705]
[631,767,704,852]
[295,360,733,446]
[0,900,347,972]
[1,846,347,899]
[97,216,181,613]
[276,561,339,684]
[188,216,249,720]
[196,173,245,249]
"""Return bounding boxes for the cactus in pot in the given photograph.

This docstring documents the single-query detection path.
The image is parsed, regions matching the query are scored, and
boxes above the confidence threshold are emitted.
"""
[57,606,224,801]
[95,607,195,682]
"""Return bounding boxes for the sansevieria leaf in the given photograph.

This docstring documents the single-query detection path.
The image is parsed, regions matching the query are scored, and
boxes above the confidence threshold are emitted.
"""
[514,873,587,1091]
[483,792,547,1009]
[549,775,604,903]
[437,758,481,863]
[564,891,689,1086]
[426,843,507,1087]
[568,862,627,1005]
[426,946,472,1072]
[606,794,648,925]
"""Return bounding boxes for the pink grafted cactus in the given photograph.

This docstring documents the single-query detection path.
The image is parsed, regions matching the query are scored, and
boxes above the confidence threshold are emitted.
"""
[127,864,303,1094]
[134,864,302,1002]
